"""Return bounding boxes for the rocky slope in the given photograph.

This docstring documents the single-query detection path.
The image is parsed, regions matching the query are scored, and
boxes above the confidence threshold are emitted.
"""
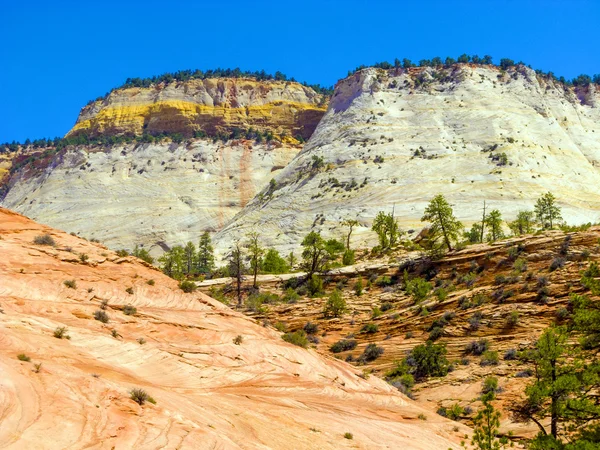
[0,78,328,253]
[215,64,600,256]
[0,207,466,449]
[69,77,327,141]
[199,227,600,443]
[1,140,298,254]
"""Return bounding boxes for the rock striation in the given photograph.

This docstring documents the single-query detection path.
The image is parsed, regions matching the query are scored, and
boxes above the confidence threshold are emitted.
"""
[215,64,600,256]
[0,207,465,449]
[1,139,297,254]
[69,77,328,141]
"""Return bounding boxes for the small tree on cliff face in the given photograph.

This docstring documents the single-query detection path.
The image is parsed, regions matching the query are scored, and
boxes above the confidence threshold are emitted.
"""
[196,231,215,275]
[535,192,562,230]
[484,209,504,242]
[342,219,359,250]
[227,242,245,306]
[245,232,264,289]
[372,211,402,250]
[421,195,463,253]
[471,393,512,449]
[183,241,196,275]
[301,231,326,277]
[509,211,535,236]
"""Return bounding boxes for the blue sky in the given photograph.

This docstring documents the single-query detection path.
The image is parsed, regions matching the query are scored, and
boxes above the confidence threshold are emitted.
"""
[1,0,599,142]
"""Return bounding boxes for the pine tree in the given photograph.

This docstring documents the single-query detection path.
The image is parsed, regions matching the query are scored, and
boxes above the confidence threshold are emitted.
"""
[535,192,562,230]
[183,241,196,275]
[372,211,401,250]
[471,393,511,449]
[301,231,326,277]
[197,231,215,275]
[509,211,535,236]
[227,242,245,306]
[421,194,464,252]
[485,209,504,242]
[245,232,264,288]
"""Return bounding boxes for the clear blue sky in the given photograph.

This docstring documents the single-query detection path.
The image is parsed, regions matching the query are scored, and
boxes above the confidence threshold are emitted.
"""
[2,0,599,143]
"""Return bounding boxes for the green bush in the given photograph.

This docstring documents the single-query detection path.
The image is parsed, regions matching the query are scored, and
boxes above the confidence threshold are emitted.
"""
[123,305,137,315]
[307,274,324,296]
[323,289,347,318]
[179,280,196,293]
[125,287,134,295]
[233,335,243,345]
[281,287,300,304]
[342,249,355,265]
[303,322,319,335]
[130,388,155,405]
[482,376,500,394]
[282,330,309,348]
[274,321,288,332]
[375,276,393,287]
[361,323,379,334]
[358,343,384,362]
[505,311,519,327]
[330,339,358,353]
[53,326,70,339]
[33,234,56,246]
[63,279,77,289]
[94,310,109,323]
[146,279,155,286]
[406,277,432,303]
[480,350,499,366]
[17,353,31,362]
[353,279,363,296]
[406,341,450,380]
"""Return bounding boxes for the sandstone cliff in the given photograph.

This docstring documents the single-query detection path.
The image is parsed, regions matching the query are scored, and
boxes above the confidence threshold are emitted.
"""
[215,64,600,256]
[1,139,298,254]
[0,208,465,449]
[68,77,327,141]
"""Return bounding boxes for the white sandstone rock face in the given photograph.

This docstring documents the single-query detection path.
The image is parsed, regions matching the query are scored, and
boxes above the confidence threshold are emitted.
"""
[1,140,297,254]
[214,65,600,258]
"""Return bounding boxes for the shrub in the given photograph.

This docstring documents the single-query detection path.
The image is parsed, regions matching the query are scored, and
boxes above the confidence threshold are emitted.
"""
[494,274,507,285]
[111,329,120,338]
[274,321,287,332]
[33,234,56,246]
[125,287,134,295]
[282,330,309,348]
[233,335,243,345]
[505,311,519,327]
[343,432,353,440]
[434,287,448,302]
[555,307,570,321]
[406,277,432,303]
[17,353,31,362]
[516,369,533,378]
[446,403,464,420]
[375,276,393,287]
[504,348,518,360]
[307,274,324,296]
[93,310,109,323]
[513,257,527,273]
[342,249,355,265]
[116,249,129,257]
[100,299,108,310]
[465,339,489,355]
[537,275,549,287]
[358,343,384,362]
[353,279,363,296]
[147,279,155,286]
[381,301,393,312]
[482,376,500,394]
[53,326,70,339]
[123,305,137,315]
[303,322,319,335]
[323,289,347,318]
[63,279,77,289]
[371,306,382,318]
[468,312,483,330]
[361,323,379,334]
[550,257,565,272]
[179,280,196,293]
[137,337,146,345]
[130,388,155,405]
[330,339,358,353]
[33,362,42,373]
[428,326,444,341]
[480,350,499,366]
[406,341,449,379]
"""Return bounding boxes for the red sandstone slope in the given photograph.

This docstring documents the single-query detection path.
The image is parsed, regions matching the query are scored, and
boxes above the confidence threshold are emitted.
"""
[0,207,466,449]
